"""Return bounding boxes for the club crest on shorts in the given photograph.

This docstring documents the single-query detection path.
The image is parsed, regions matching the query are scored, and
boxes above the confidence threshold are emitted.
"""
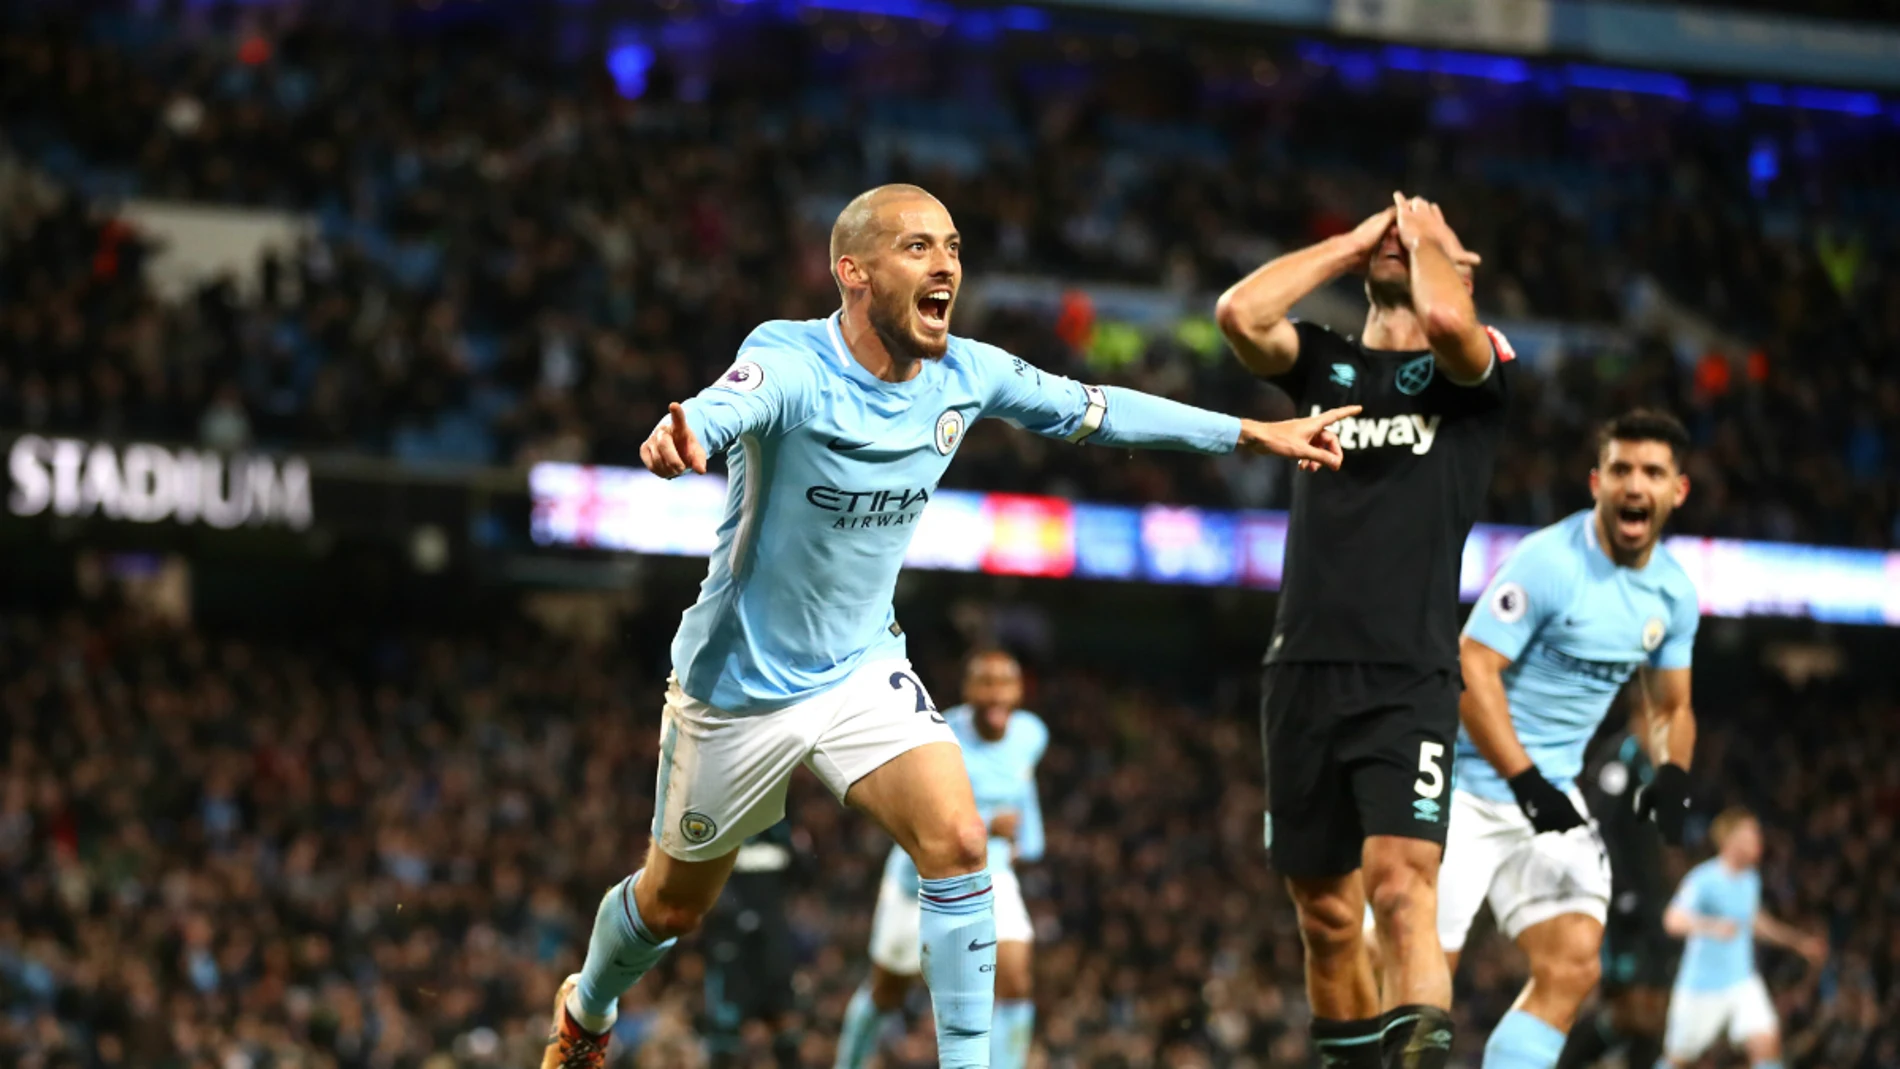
[679,811,718,845]
[1490,581,1529,624]
[934,409,966,455]
[1642,616,1666,652]
[1396,354,1434,396]
[714,360,765,394]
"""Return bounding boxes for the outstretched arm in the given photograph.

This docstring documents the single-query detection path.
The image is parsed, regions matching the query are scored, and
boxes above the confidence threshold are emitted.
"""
[1214,207,1394,378]
[980,352,1359,468]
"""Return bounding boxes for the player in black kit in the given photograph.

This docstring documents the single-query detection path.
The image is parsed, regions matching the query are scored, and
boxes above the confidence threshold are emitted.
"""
[1555,729,1674,1069]
[701,819,803,1069]
[1217,194,1509,1069]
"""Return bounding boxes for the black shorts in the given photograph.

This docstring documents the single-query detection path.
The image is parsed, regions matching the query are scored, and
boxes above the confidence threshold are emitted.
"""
[701,871,795,1029]
[1261,661,1460,878]
[1602,889,1674,991]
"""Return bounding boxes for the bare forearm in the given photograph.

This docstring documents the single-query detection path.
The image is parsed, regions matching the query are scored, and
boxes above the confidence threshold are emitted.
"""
[1651,704,1696,769]
[1461,663,1532,779]
[1215,236,1360,374]
[1406,239,1488,381]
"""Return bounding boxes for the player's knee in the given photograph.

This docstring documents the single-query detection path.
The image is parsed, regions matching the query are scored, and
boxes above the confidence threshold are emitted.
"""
[910,813,988,877]
[1293,895,1363,957]
[1532,947,1600,1002]
[1365,864,1433,930]
[641,891,713,940]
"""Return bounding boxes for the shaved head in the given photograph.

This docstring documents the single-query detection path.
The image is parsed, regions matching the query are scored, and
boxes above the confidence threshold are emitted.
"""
[830,183,945,293]
[828,183,962,364]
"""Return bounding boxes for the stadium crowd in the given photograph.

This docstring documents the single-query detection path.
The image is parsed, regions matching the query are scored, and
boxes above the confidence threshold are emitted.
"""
[0,598,1894,1069]
[1,9,1898,546]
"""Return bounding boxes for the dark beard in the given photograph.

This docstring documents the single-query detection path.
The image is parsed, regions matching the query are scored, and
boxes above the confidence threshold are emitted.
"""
[868,286,946,363]
[1367,275,1411,309]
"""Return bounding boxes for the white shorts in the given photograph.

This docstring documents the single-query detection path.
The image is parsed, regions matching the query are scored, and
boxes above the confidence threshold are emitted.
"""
[1664,976,1777,1059]
[1437,787,1611,952]
[868,865,1033,975]
[650,658,956,861]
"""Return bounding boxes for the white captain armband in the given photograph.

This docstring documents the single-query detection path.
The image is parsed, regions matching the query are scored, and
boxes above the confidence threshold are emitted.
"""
[1066,383,1108,443]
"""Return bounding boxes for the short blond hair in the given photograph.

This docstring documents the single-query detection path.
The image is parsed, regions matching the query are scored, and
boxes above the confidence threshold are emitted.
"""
[1710,806,1755,848]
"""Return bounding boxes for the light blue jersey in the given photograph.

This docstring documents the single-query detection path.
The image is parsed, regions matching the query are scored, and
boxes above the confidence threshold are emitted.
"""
[1670,858,1762,991]
[1456,510,1699,803]
[885,705,1050,894]
[672,314,1241,714]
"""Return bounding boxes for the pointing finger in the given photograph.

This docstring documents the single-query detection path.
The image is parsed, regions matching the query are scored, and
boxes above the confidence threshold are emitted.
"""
[1308,405,1362,428]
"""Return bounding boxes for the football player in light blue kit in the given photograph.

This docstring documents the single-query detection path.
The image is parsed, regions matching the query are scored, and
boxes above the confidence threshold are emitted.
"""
[1661,807,1826,1069]
[836,650,1047,1069]
[1438,411,1703,1069]
[538,184,1359,1069]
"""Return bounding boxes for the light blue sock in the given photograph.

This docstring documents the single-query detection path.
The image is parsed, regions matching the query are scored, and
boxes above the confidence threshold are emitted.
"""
[834,983,890,1069]
[1752,1061,1784,1069]
[1483,1010,1566,1069]
[570,872,676,1029]
[918,872,996,1069]
[991,999,1035,1069]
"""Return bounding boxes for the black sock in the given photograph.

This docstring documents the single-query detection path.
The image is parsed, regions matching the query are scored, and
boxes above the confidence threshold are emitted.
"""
[1379,1005,1454,1069]
[1556,1011,1616,1069]
[1625,1033,1662,1069]
[1313,1016,1386,1069]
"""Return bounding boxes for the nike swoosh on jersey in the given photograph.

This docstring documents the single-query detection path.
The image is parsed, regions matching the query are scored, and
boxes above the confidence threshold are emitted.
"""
[826,437,874,452]
[967,938,997,951]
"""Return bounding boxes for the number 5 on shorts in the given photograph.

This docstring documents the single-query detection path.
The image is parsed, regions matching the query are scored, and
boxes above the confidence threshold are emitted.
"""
[1414,741,1446,799]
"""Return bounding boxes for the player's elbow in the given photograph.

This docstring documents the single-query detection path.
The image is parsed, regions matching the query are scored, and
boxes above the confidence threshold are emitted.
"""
[1214,291,1293,377]
[1420,300,1476,346]
[1663,908,1695,938]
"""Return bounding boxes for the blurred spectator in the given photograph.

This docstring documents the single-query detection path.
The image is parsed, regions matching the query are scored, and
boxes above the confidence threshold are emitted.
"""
[0,599,1893,1068]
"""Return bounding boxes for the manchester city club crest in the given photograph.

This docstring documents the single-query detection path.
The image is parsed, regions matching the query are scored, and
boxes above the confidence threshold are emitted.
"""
[934,409,966,455]
[1642,616,1666,652]
[1396,354,1435,396]
[679,811,718,845]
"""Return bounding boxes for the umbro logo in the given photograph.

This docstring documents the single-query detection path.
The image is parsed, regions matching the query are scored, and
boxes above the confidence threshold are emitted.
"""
[826,437,873,452]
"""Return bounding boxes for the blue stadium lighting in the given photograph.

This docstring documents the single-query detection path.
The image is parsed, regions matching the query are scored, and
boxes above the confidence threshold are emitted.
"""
[1382,45,1530,84]
[1748,139,1779,185]
[606,41,654,99]
[1338,51,1380,89]
[1788,87,1882,116]
[1747,82,1786,106]
[797,0,954,23]
[1698,88,1742,120]
[998,5,1050,31]
[1563,64,1690,101]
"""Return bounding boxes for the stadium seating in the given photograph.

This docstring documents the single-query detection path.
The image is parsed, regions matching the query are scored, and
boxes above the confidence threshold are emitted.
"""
[1,11,1895,547]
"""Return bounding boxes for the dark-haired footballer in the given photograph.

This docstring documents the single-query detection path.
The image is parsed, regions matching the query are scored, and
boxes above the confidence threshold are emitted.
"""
[1438,410,1703,1069]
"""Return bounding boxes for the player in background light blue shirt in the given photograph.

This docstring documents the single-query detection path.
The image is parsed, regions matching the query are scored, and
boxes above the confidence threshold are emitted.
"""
[544,184,1360,1069]
[1661,808,1826,1069]
[838,651,1049,1069]
[1445,411,1702,1069]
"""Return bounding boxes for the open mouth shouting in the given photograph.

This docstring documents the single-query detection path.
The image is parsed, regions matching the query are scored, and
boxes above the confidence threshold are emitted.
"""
[1612,501,1654,544]
[917,286,953,333]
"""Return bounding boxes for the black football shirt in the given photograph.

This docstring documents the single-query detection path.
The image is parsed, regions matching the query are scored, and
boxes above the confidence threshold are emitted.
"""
[1262,320,1510,671]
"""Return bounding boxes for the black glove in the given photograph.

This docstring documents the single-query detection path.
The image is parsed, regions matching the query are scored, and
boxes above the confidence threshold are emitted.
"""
[1508,767,1588,833]
[1635,763,1692,844]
